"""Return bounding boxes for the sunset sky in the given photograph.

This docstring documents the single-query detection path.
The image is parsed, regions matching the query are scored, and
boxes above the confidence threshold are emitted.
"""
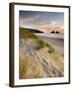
[19,11,64,33]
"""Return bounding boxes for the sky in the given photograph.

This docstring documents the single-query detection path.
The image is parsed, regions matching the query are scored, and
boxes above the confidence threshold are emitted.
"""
[19,11,64,33]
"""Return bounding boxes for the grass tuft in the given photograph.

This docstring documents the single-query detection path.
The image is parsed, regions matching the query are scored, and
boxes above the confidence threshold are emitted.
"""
[20,27,54,51]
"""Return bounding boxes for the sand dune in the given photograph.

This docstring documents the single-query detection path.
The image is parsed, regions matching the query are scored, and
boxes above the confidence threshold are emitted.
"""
[19,38,64,79]
[19,28,64,79]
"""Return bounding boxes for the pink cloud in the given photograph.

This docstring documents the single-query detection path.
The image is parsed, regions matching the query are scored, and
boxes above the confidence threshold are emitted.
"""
[35,21,64,33]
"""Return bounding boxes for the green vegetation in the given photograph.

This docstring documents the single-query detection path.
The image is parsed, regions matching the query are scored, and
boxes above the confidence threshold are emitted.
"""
[48,49,54,53]
[19,27,54,51]
[34,38,47,50]
[19,27,38,39]
[47,45,54,53]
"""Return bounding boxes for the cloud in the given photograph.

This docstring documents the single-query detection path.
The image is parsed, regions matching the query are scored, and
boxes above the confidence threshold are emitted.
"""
[35,21,64,33]
[19,14,39,27]
[19,14,64,33]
